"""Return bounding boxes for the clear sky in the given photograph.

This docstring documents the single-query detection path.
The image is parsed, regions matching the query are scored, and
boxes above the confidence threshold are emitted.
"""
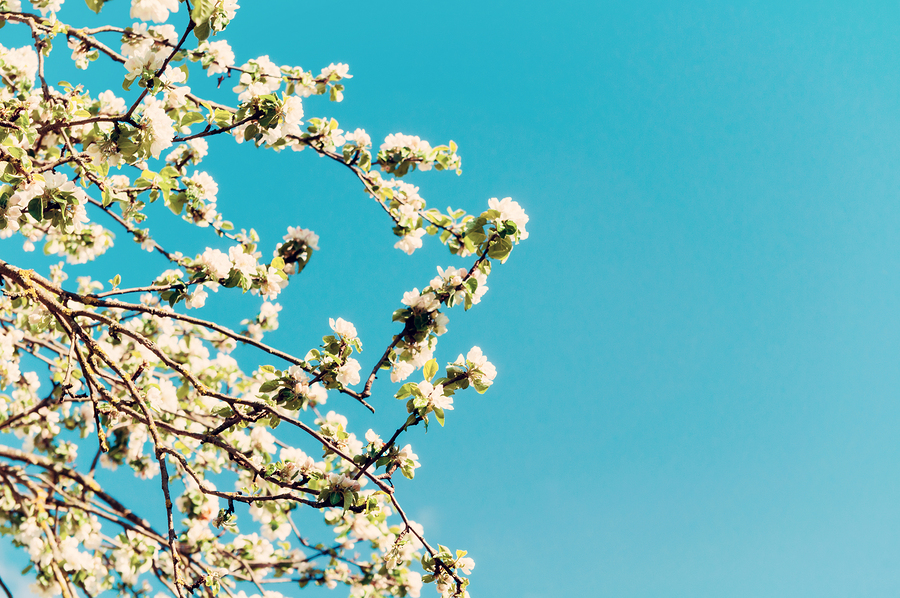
[5,0,900,596]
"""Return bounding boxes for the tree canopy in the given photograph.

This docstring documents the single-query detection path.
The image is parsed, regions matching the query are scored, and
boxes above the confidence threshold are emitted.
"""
[0,1,529,596]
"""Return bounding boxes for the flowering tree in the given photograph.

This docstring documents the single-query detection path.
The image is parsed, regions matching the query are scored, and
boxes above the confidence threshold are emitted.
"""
[0,1,530,597]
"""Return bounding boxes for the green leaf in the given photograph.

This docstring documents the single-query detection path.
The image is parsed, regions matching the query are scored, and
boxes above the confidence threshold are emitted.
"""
[214,109,232,127]
[259,365,275,374]
[109,274,120,288]
[271,256,285,270]
[193,20,211,41]
[167,193,187,215]
[487,236,513,261]
[180,112,205,127]
[190,0,216,25]
[243,124,259,141]
[395,382,417,400]
[27,197,43,222]
[423,359,438,382]
[434,407,445,427]
[84,0,102,14]
[473,380,491,394]
[258,380,280,393]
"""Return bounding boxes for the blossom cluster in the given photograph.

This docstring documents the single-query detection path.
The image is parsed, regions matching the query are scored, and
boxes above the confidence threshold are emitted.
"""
[0,2,529,597]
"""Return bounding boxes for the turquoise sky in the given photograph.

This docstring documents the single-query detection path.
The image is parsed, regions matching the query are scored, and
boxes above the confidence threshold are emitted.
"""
[5,1,900,596]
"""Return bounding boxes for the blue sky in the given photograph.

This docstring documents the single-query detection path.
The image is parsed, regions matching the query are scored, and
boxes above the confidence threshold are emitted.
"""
[5,0,900,596]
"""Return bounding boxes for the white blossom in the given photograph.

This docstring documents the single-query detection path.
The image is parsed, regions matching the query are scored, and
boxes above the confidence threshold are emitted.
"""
[130,0,179,23]
[488,196,529,240]
[228,246,257,278]
[141,97,175,158]
[394,228,426,255]
[201,40,235,76]
[198,248,232,279]
[329,317,357,340]
[336,358,361,387]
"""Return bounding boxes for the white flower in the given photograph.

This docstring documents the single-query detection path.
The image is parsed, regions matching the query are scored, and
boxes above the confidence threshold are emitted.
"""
[397,444,419,469]
[86,143,123,168]
[455,346,496,388]
[466,346,496,381]
[344,128,371,148]
[228,246,257,278]
[401,289,440,312]
[150,24,178,45]
[397,203,419,226]
[335,358,361,387]
[185,287,208,309]
[391,360,415,383]
[161,64,186,85]
[328,473,360,492]
[432,312,449,336]
[31,0,61,16]
[456,556,475,574]
[319,63,351,80]
[381,132,431,153]
[288,364,308,394]
[306,383,327,406]
[282,95,304,127]
[98,90,127,114]
[258,266,286,299]
[405,572,423,598]
[198,248,231,279]
[250,426,277,453]
[488,196,529,240]
[221,0,239,20]
[130,0,179,22]
[187,171,218,202]
[259,301,281,320]
[282,226,319,250]
[124,46,165,80]
[430,265,467,292]
[233,55,281,101]
[43,171,76,194]
[418,380,453,411]
[146,380,177,412]
[187,138,209,159]
[394,228,426,255]
[0,44,37,85]
[329,317,357,340]
[141,97,175,159]
[202,40,235,76]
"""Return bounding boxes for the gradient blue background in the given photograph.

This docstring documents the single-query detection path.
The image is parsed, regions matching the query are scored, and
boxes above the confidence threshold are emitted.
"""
[4,0,900,596]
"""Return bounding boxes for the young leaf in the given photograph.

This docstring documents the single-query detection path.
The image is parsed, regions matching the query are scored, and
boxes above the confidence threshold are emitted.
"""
[423,358,438,382]
[190,0,216,25]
